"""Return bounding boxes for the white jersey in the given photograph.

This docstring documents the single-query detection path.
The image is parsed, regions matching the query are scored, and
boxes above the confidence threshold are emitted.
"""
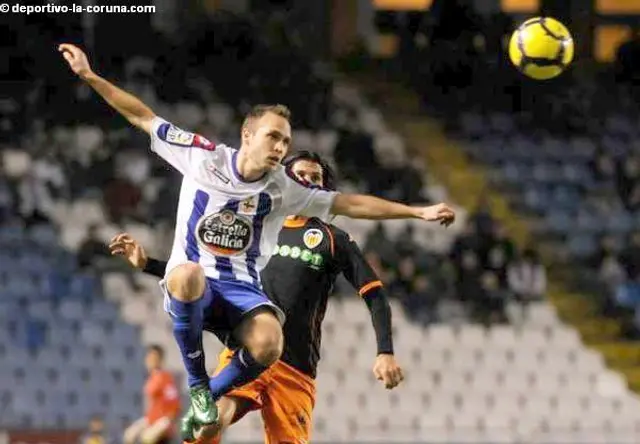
[150,117,338,287]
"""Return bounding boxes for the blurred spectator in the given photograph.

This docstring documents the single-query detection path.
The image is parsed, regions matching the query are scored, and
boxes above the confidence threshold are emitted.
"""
[469,194,495,238]
[619,231,640,281]
[617,156,640,211]
[475,271,508,325]
[333,117,378,185]
[456,250,482,306]
[77,224,109,270]
[102,176,142,225]
[80,415,112,444]
[389,256,417,298]
[590,151,617,185]
[400,274,439,325]
[450,221,481,267]
[483,222,516,287]
[124,345,180,444]
[615,29,640,84]
[507,248,547,305]
[78,224,141,291]
[364,222,396,264]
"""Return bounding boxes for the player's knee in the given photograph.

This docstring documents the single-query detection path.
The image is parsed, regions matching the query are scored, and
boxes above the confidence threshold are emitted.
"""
[166,262,205,302]
[245,313,283,366]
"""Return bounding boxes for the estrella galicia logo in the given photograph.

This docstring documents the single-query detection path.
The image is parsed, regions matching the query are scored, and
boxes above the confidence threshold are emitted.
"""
[197,210,253,256]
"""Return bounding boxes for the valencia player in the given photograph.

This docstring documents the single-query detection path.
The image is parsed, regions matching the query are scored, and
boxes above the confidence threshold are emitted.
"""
[110,151,406,444]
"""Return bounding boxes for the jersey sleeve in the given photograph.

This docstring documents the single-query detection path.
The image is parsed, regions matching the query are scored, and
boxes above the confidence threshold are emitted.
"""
[281,174,338,220]
[149,117,216,176]
[333,226,394,354]
[333,227,382,294]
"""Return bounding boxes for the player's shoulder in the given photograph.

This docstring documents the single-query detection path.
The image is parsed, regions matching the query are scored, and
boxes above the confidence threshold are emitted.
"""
[153,116,216,151]
[329,223,358,244]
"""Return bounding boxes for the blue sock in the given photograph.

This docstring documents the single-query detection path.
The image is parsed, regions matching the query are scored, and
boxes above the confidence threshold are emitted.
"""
[170,297,208,387]
[209,348,268,399]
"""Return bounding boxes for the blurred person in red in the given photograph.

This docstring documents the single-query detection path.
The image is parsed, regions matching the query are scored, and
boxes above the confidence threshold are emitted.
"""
[124,345,181,444]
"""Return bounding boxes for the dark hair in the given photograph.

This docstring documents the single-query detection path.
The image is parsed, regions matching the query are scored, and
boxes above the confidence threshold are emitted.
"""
[147,344,165,359]
[283,150,337,191]
[242,104,291,131]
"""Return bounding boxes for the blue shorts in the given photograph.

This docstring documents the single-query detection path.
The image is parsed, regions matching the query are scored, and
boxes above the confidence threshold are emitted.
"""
[162,278,285,349]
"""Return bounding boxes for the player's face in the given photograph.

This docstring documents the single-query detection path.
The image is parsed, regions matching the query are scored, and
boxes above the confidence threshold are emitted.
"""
[145,349,162,371]
[291,159,324,187]
[243,112,292,171]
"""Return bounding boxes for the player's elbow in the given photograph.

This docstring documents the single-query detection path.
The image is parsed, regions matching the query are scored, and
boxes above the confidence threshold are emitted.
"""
[331,194,363,218]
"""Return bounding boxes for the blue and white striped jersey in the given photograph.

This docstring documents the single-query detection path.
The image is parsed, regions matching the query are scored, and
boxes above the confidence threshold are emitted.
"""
[150,117,338,287]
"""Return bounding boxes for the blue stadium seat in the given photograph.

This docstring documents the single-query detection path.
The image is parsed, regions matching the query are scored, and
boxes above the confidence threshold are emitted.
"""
[87,299,120,322]
[27,301,57,319]
[110,323,139,345]
[59,299,88,321]
[80,323,108,347]
[545,212,572,234]
[46,324,77,346]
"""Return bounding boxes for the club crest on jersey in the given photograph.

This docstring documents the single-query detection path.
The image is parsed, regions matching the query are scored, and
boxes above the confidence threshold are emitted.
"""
[303,229,323,249]
[165,125,195,146]
[196,210,253,256]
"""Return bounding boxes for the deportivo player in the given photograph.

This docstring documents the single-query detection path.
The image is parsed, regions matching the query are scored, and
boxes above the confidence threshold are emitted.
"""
[59,43,454,439]
[110,151,404,443]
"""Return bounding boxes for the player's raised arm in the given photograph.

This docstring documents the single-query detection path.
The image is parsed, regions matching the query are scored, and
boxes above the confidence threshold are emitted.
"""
[331,194,456,226]
[58,43,156,133]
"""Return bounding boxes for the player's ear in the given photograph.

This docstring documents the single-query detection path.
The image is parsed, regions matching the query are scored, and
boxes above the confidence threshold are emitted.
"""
[241,125,252,146]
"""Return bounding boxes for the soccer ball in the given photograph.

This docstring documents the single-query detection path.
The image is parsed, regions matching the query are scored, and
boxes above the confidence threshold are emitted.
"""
[508,17,574,80]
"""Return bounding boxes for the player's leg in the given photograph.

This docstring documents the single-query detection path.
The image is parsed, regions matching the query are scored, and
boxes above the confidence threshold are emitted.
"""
[260,361,315,444]
[204,280,284,401]
[164,262,215,425]
[186,348,265,443]
[208,308,283,399]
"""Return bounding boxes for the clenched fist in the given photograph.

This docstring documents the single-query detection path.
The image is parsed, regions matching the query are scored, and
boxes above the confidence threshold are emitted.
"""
[58,43,94,80]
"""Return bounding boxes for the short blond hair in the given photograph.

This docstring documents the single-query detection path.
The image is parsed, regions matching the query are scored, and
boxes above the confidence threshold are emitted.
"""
[242,104,291,131]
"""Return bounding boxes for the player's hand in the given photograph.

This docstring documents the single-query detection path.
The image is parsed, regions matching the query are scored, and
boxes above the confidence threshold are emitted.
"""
[58,43,94,80]
[415,203,455,227]
[373,353,404,389]
[109,233,148,270]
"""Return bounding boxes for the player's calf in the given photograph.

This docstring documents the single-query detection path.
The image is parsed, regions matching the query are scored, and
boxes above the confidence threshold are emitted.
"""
[165,263,216,431]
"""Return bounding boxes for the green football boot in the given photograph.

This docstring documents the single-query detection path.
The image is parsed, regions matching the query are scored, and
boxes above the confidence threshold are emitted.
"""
[189,384,219,427]
[180,405,196,443]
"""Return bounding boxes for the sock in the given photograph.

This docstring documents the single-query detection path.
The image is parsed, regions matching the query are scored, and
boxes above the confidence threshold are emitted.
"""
[170,297,208,387]
[208,348,268,399]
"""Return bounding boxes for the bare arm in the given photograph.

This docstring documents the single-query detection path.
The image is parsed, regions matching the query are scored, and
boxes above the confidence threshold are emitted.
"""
[331,194,455,225]
[58,44,155,133]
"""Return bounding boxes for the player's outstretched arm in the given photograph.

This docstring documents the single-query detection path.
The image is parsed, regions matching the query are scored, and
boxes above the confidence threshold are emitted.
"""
[58,44,156,134]
[331,194,455,226]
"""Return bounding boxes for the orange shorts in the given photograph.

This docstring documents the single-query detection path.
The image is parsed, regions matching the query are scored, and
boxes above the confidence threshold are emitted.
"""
[213,347,316,444]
